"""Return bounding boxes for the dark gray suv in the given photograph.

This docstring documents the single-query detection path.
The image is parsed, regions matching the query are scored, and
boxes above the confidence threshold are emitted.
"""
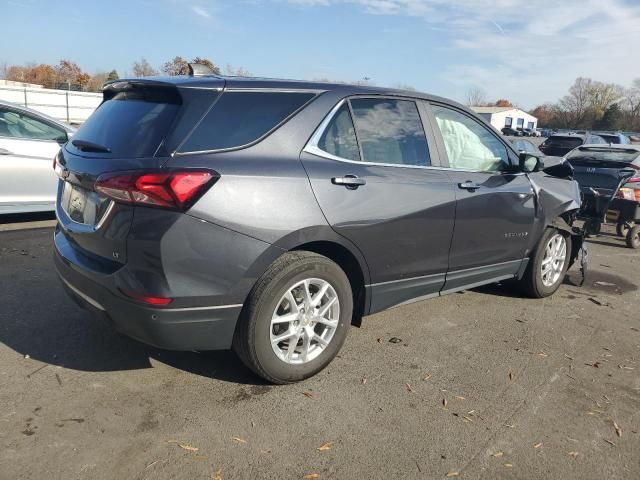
[54,71,583,383]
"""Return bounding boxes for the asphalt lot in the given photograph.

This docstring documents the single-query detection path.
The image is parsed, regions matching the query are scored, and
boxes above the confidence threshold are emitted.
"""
[1,221,639,480]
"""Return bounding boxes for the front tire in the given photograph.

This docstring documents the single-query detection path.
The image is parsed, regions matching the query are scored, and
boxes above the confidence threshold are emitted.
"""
[233,251,353,384]
[520,229,572,298]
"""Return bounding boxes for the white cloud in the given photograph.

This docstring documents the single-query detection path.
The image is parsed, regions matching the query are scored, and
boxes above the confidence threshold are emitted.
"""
[191,5,212,18]
[283,0,640,107]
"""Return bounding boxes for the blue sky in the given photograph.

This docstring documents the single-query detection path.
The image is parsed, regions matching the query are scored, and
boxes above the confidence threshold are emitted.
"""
[2,0,640,108]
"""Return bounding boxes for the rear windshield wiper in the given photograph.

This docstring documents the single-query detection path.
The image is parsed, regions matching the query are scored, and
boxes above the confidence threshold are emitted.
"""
[71,139,112,153]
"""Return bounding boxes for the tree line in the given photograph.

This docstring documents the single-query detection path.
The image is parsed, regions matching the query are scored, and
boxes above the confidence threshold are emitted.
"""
[531,78,639,132]
[0,57,251,92]
[466,78,640,132]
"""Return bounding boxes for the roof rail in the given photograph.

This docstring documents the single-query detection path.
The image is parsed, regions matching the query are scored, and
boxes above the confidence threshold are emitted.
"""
[188,63,216,77]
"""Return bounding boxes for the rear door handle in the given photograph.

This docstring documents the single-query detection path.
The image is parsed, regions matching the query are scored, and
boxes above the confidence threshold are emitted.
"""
[332,175,366,189]
[0,148,12,155]
[458,181,480,192]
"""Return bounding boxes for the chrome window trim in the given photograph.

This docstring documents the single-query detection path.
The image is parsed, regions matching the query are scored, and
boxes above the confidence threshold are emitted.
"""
[303,98,441,171]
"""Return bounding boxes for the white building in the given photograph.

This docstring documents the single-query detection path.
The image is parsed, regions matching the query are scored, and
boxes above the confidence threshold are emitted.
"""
[471,106,538,132]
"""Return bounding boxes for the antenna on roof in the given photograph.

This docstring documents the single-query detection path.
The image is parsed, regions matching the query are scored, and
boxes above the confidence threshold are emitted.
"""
[188,63,215,77]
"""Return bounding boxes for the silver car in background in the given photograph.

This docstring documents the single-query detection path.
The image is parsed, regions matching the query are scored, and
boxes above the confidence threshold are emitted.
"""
[0,100,76,214]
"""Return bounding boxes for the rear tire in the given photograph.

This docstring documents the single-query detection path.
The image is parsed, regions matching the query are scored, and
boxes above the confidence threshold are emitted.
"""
[233,251,352,384]
[626,226,640,249]
[519,228,572,298]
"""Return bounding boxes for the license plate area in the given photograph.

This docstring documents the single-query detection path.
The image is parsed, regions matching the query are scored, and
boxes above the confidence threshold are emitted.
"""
[60,181,111,227]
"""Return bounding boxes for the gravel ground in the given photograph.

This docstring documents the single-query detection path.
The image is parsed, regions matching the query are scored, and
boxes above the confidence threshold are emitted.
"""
[0,225,639,480]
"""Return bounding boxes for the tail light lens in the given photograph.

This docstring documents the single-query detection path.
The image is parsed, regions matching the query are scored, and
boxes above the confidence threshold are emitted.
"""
[617,187,640,202]
[120,289,173,306]
[95,170,217,210]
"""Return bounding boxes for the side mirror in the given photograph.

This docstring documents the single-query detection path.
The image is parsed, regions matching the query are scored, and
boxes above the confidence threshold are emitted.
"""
[542,159,574,179]
[519,152,544,173]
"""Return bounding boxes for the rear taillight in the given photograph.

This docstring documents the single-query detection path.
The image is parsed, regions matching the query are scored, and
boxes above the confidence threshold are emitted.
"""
[617,187,640,202]
[95,170,217,210]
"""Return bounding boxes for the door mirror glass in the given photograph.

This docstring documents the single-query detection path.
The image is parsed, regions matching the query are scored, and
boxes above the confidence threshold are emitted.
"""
[519,152,544,173]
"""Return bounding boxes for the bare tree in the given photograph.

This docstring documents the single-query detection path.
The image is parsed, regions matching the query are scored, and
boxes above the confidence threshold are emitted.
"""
[132,58,158,77]
[558,77,592,127]
[224,64,252,77]
[465,87,487,107]
[622,79,640,130]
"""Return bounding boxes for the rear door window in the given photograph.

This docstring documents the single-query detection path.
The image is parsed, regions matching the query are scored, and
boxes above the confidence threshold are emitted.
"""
[178,91,315,153]
[0,107,66,142]
[349,98,430,166]
[317,103,360,161]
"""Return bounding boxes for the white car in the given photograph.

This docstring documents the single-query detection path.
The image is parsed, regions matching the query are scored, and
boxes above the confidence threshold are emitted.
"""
[0,101,76,214]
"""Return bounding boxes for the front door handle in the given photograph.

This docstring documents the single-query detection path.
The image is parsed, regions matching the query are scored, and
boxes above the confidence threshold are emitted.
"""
[458,181,480,192]
[0,148,12,155]
[332,175,366,189]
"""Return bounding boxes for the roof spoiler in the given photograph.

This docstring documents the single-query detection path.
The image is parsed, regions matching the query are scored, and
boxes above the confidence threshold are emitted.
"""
[188,63,217,77]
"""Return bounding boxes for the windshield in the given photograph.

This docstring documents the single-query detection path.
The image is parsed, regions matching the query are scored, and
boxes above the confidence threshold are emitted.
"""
[68,89,180,158]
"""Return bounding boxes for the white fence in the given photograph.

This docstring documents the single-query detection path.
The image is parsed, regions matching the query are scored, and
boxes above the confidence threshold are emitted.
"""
[0,85,101,124]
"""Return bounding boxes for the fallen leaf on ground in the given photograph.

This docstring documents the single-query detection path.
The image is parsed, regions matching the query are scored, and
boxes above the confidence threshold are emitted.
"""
[423,373,432,381]
[377,337,383,343]
[232,437,247,444]
[564,354,574,360]
[317,442,333,451]
[178,443,199,452]
[442,398,448,408]
[388,337,402,344]
[361,376,367,385]
[462,416,473,422]
[492,451,504,457]
[303,391,315,400]
[504,463,513,468]
[568,452,579,458]
[533,442,543,449]
[508,372,514,381]
[613,421,622,437]
[445,471,459,477]
[604,439,616,446]
[586,362,600,368]
[406,383,414,392]
[455,396,465,400]
[212,469,222,480]
[538,352,548,357]
[303,474,320,479]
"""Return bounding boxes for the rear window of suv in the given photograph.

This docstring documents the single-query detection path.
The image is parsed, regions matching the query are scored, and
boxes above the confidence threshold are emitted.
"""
[68,86,181,158]
[544,136,584,148]
[178,91,315,153]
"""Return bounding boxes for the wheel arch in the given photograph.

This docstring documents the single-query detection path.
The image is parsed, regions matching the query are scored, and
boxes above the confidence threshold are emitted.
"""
[289,240,368,326]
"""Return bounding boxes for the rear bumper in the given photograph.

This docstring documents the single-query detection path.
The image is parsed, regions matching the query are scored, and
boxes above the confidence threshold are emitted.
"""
[54,247,243,350]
